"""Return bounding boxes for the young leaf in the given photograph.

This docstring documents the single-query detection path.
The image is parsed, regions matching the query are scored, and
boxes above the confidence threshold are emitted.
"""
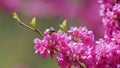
[62,19,67,27]
[59,19,67,32]
[12,12,22,23]
[30,17,36,28]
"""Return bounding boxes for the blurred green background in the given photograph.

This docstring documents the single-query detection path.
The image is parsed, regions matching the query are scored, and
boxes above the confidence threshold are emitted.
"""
[0,10,78,68]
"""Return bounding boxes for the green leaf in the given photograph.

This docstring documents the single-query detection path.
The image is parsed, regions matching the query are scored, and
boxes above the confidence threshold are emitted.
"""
[62,19,67,27]
[12,12,22,23]
[30,17,36,28]
[59,19,67,32]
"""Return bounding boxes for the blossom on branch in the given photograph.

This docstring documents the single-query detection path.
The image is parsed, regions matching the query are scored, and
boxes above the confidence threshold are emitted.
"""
[33,0,120,68]
[13,0,120,68]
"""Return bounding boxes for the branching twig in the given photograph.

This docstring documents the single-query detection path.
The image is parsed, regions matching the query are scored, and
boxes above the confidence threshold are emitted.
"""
[19,21,43,37]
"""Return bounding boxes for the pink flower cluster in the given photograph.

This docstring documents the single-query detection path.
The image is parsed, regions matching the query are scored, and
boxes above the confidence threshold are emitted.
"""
[34,0,120,68]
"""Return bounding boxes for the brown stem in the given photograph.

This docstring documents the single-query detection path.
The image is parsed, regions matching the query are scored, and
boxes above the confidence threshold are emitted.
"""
[34,28,44,37]
[114,0,118,3]
[76,60,85,68]
[19,21,43,37]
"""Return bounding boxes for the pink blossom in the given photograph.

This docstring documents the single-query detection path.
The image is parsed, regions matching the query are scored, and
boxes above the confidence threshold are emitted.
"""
[57,53,72,68]
[34,27,96,68]
[33,0,120,68]
[95,39,120,68]
[69,27,95,46]
[34,38,50,59]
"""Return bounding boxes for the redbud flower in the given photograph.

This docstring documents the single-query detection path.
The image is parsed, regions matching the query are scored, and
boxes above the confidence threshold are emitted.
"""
[33,0,120,67]
[13,0,120,68]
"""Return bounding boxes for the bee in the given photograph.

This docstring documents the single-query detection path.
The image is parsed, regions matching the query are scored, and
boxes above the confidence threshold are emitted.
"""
[48,27,55,34]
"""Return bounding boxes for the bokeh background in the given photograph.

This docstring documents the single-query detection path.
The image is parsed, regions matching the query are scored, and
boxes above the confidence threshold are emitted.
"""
[0,0,103,68]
